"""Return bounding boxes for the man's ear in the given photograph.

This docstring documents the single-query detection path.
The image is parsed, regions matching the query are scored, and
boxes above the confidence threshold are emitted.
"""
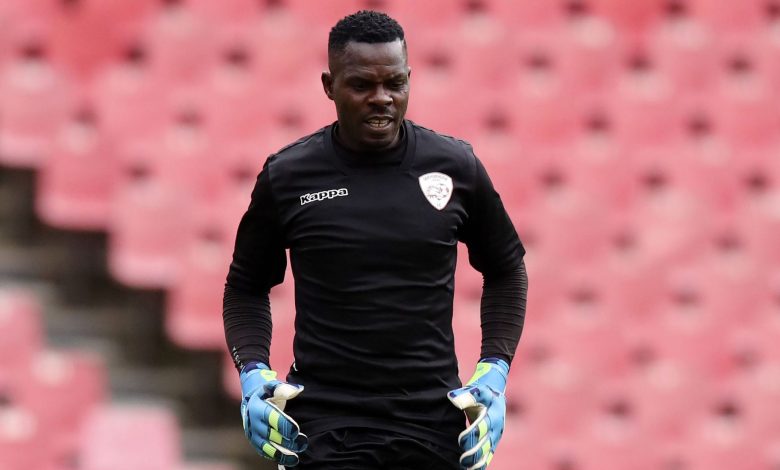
[321,71,334,100]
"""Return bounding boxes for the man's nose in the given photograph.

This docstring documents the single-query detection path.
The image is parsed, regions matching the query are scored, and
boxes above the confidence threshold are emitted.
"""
[368,86,392,106]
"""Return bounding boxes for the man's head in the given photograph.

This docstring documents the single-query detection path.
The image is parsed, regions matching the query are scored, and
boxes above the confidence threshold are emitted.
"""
[322,11,410,152]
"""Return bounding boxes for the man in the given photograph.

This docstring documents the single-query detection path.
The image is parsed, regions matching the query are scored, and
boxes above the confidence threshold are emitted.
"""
[223,10,527,470]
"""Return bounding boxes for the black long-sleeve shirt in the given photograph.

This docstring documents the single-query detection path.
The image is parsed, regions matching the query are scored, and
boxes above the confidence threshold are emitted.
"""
[224,120,526,447]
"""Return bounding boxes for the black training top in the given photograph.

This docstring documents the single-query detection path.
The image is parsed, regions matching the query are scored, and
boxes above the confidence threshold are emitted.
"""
[225,120,525,447]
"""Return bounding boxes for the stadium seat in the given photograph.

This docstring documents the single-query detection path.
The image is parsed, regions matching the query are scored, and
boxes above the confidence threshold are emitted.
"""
[36,107,117,231]
[166,226,234,351]
[18,350,107,463]
[646,20,719,95]
[0,289,43,378]
[713,83,780,149]
[626,360,711,441]
[0,52,75,168]
[688,0,769,33]
[79,404,182,470]
[108,173,192,289]
[0,405,42,470]
[590,0,671,39]
[511,358,595,439]
[45,0,157,80]
[222,353,242,401]
[491,0,571,31]
[140,3,219,82]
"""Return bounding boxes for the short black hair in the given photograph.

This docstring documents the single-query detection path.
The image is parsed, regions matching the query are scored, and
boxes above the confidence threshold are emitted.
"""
[328,10,405,57]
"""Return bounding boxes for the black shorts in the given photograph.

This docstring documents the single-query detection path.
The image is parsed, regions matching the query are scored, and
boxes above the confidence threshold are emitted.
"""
[290,427,460,470]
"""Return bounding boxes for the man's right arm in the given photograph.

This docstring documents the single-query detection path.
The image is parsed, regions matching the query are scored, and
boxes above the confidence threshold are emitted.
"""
[223,161,287,372]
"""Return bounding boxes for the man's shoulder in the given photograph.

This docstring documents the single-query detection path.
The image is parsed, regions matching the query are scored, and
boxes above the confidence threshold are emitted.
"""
[266,125,330,169]
[410,121,473,155]
[408,121,476,177]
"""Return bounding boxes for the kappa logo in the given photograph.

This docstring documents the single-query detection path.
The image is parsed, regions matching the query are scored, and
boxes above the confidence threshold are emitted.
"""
[418,172,453,210]
[300,188,349,206]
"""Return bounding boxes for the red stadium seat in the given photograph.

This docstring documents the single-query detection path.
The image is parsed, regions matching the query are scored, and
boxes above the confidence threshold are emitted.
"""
[590,0,671,39]
[688,0,769,33]
[491,0,570,31]
[18,350,107,463]
[108,171,192,289]
[0,54,75,168]
[166,227,234,351]
[646,20,720,95]
[45,0,157,80]
[36,108,117,231]
[0,405,43,469]
[140,3,220,82]
[222,352,242,401]
[0,289,44,378]
[79,405,182,470]
[507,357,594,437]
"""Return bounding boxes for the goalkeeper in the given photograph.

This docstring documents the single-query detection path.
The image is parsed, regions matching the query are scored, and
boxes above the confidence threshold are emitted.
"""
[223,10,527,470]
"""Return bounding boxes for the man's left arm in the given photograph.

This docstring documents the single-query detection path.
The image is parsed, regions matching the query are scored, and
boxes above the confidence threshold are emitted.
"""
[449,150,528,470]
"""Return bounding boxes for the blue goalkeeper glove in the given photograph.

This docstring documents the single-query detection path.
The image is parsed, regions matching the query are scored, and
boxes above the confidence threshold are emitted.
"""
[240,362,308,467]
[447,358,509,470]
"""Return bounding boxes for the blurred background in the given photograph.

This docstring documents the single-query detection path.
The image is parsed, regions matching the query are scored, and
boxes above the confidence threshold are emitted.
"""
[1,0,779,469]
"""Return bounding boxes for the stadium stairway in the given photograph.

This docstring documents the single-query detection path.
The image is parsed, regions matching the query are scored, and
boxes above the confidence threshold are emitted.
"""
[0,167,262,470]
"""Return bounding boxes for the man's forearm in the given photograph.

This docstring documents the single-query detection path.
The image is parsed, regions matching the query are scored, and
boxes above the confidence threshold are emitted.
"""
[223,285,273,371]
[479,259,527,365]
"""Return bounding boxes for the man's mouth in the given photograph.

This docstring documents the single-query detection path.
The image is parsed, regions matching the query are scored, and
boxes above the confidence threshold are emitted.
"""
[365,117,393,130]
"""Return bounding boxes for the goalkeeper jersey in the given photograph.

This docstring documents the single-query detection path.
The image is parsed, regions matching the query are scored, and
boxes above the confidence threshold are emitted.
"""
[225,120,525,447]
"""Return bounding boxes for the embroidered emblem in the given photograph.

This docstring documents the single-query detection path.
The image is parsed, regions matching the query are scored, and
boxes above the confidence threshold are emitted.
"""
[418,172,453,210]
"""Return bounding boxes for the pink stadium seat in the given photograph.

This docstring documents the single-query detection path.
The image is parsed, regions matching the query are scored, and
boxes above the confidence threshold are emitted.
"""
[91,65,172,146]
[591,0,670,39]
[713,85,780,149]
[0,405,43,470]
[0,52,75,168]
[281,0,368,34]
[491,0,570,31]
[222,353,242,400]
[36,108,117,231]
[246,6,326,84]
[0,289,43,378]
[108,173,192,289]
[18,350,107,463]
[507,357,594,436]
[166,227,233,351]
[506,84,586,149]
[689,0,769,33]
[141,3,219,81]
[646,21,720,95]
[80,405,182,470]
[626,360,711,441]
[385,0,467,33]
[45,0,157,80]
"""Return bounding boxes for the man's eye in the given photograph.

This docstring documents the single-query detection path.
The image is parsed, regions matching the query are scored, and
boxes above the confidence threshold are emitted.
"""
[390,81,406,89]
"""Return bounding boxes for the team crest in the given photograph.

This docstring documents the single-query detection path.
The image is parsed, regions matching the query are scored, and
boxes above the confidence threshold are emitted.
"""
[418,172,453,210]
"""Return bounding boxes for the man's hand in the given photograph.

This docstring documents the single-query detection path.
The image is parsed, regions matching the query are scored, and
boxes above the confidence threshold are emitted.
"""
[240,363,308,467]
[447,358,509,470]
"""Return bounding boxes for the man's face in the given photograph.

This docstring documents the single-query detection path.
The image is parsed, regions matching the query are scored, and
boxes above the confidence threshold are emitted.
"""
[322,39,411,152]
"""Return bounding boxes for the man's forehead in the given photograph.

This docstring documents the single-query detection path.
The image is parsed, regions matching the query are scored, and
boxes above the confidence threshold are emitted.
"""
[331,39,407,71]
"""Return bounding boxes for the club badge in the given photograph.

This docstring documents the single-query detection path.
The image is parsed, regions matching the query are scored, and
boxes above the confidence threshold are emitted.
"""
[418,172,453,210]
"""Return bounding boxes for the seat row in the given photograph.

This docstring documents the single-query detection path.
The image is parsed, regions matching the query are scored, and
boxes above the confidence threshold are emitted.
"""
[0,288,235,470]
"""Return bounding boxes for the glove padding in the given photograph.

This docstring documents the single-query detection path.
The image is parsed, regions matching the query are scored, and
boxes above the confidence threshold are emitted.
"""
[447,358,509,470]
[240,363,308,467]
